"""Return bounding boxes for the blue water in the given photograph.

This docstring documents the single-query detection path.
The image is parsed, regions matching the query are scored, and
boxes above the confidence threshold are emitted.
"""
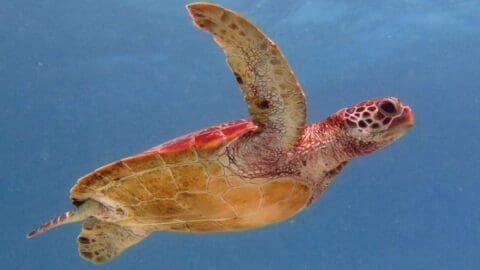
[1,0,479,269]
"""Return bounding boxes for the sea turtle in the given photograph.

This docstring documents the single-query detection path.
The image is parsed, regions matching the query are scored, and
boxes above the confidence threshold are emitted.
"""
[27,2,414,264]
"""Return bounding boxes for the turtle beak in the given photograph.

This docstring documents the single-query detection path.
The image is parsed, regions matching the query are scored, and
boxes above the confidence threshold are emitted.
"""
[400,106,414,128]
[388,105,414,135]
[381,105,414,141]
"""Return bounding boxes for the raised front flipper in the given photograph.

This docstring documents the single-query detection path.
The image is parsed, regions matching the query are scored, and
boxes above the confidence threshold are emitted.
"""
[77,220,148,264]
[187,3,306,149]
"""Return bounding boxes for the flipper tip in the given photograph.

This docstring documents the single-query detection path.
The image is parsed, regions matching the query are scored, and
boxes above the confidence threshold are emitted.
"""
[26,229,37,239]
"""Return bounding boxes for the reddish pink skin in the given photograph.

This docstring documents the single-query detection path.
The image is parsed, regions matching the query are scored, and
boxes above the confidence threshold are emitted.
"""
[145,119,257,154]
[142,97,413,201]
[26,98,413,239]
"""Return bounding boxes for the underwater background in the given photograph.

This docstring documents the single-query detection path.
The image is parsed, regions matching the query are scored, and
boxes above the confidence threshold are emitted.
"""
[1,0,479,269]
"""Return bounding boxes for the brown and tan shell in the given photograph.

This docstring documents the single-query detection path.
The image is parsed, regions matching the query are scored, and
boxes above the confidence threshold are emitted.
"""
[70,120,312,232]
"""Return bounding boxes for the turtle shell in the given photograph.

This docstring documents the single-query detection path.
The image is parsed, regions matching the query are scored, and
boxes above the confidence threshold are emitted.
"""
[70,119,312,232]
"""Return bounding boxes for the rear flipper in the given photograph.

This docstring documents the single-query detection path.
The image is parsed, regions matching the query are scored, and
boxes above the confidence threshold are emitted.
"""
[78,220,148,264]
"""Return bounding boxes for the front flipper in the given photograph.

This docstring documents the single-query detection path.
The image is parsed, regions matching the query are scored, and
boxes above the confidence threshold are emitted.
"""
[187,3,306,149]
[77,220,148,264]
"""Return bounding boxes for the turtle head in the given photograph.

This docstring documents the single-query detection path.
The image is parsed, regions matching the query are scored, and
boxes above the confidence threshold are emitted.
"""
[340,97,414,154]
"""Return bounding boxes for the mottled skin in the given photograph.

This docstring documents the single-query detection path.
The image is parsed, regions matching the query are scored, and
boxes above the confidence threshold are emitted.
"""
[27,2,414,265]
[69,119,311,233]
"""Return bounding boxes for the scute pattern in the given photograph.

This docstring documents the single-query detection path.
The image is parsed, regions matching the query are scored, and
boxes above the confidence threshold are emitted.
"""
[170,164,208,191]
[71,144,312,232]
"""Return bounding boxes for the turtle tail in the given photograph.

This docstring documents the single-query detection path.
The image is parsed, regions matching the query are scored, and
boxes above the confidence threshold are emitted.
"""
[26,200,99,239]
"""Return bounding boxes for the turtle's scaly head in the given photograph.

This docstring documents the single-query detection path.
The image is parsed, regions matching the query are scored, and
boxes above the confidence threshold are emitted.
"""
[339,97,414,154]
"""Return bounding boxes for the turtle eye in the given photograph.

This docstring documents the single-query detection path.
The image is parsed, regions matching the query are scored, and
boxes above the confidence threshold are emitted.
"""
[379,100,397,114]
